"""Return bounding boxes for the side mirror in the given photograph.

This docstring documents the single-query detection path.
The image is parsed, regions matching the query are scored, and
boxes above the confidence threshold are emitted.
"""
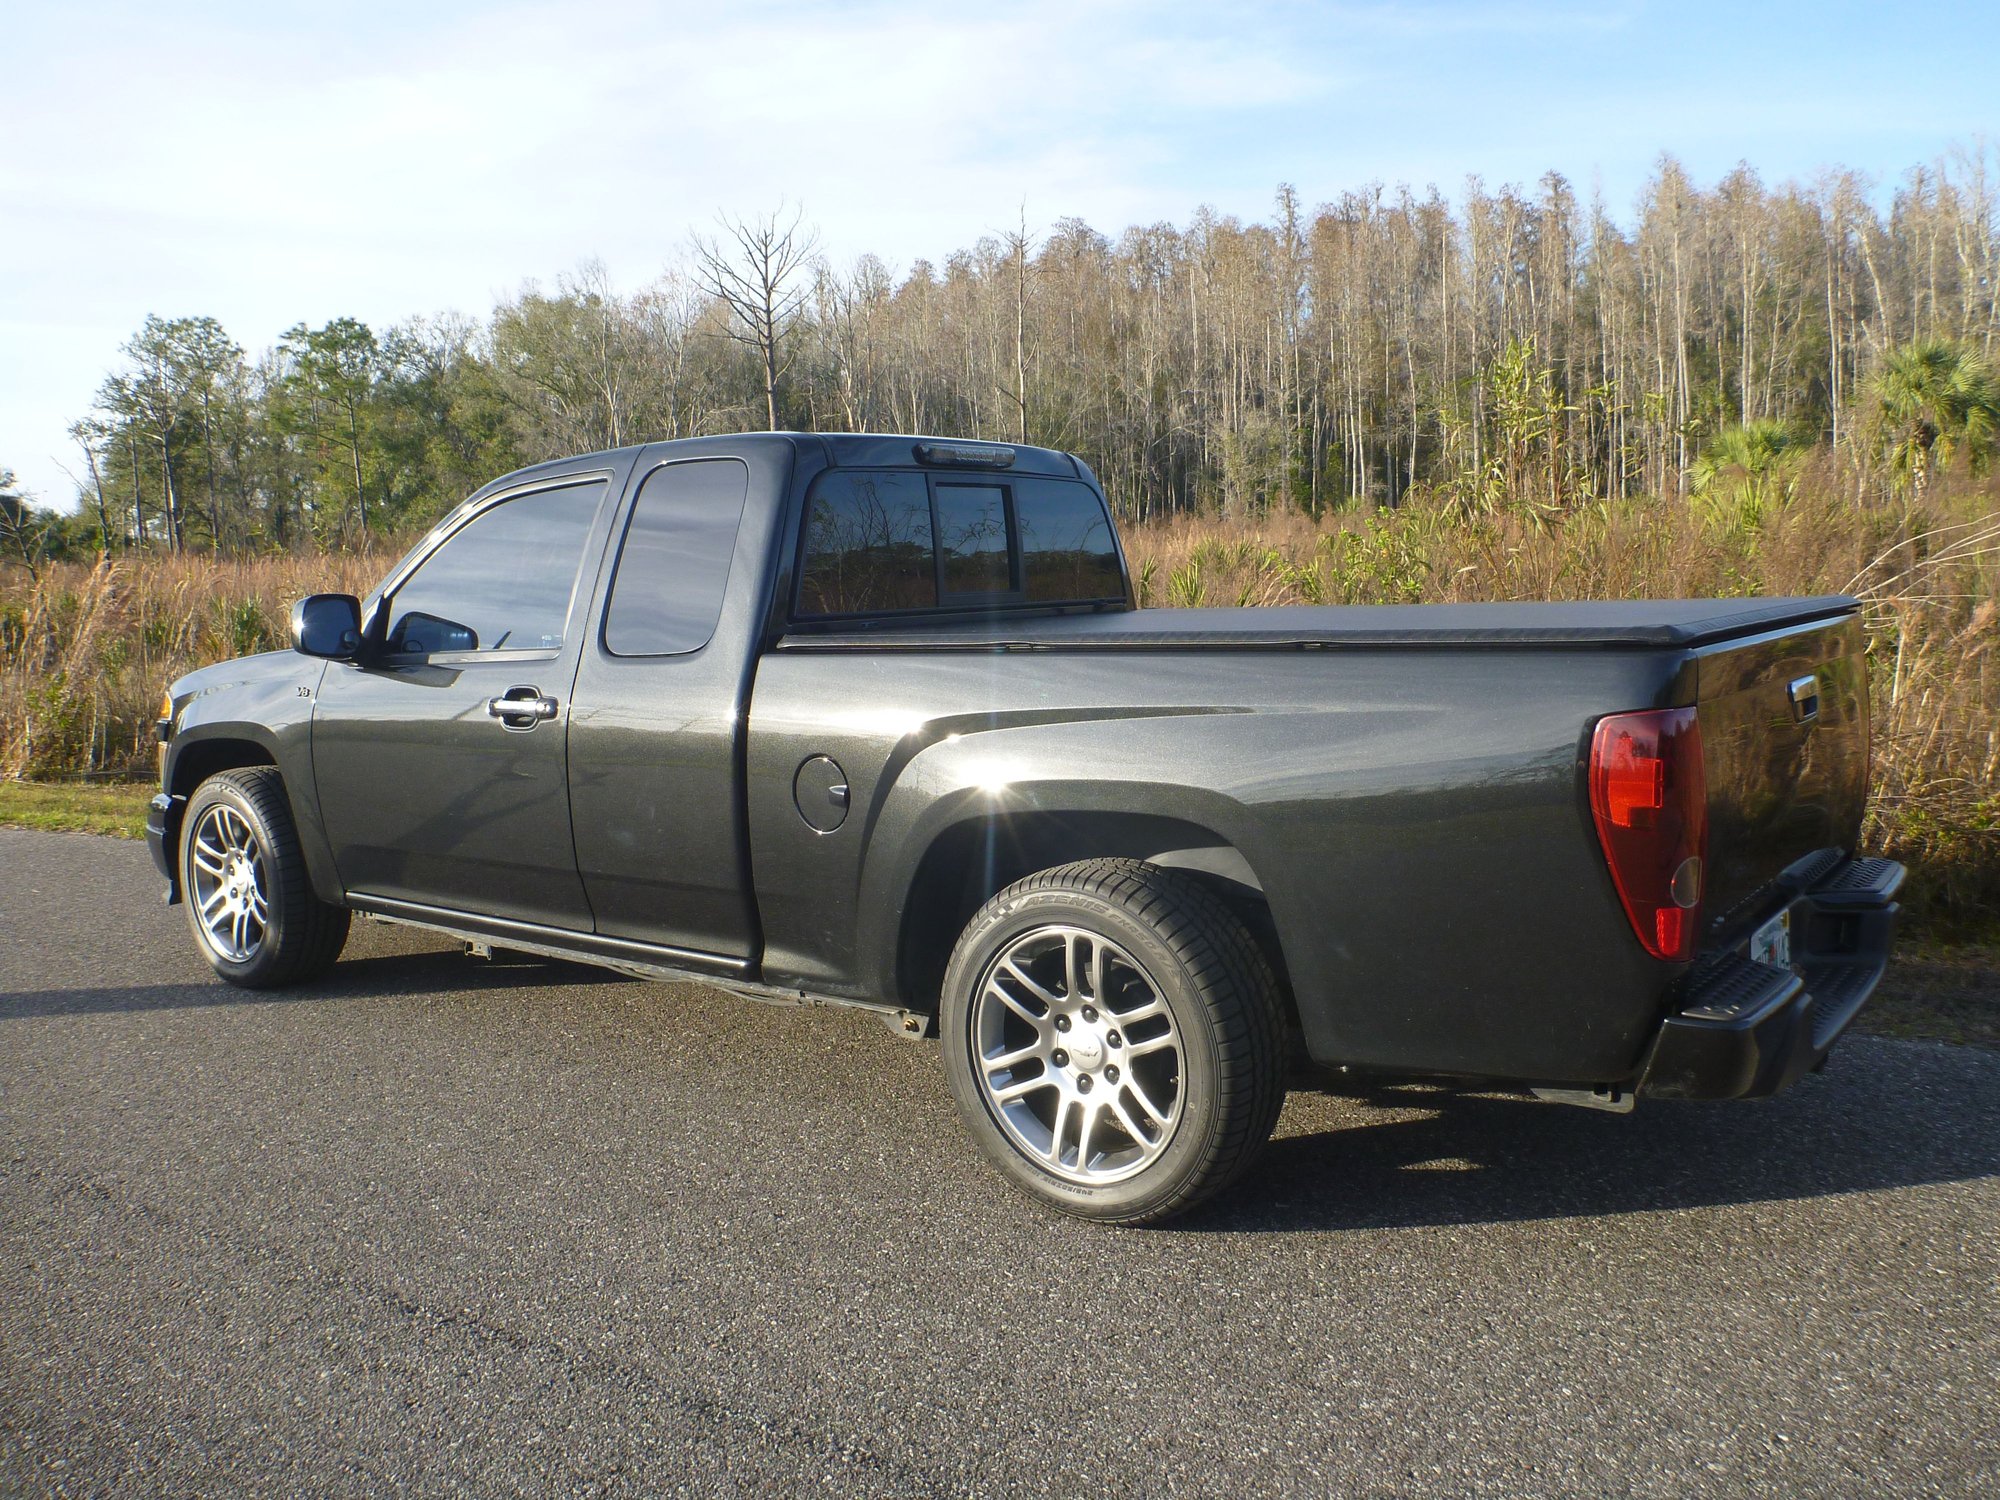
[291,594,363,659]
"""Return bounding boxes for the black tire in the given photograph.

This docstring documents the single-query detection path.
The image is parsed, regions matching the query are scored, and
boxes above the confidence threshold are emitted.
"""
[940,858,1286,1225]
[180,768,350,988]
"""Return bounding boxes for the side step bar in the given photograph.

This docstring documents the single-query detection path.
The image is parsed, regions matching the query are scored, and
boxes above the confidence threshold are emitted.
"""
[351,895,935,1039]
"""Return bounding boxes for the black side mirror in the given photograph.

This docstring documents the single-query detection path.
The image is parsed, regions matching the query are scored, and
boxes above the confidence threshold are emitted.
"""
[291,594,363,659]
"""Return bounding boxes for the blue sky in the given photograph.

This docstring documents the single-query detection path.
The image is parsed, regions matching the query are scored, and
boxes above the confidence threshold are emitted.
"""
[4,0,1995,510]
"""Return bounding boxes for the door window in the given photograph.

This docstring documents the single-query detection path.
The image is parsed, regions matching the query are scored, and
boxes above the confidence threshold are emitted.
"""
[386,481,606,656]
[602,460,750,656]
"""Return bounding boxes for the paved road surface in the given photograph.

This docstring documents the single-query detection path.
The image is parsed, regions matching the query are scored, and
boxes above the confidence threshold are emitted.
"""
[3,828,1997,1497]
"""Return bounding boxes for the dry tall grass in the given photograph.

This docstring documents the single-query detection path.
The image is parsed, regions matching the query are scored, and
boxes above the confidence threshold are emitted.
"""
[1119,469,2000,926]
[5,475,1996,926]
[0,548,396,781]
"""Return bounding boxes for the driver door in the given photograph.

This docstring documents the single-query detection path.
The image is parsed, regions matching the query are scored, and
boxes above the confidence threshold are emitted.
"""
[311,474,616,929]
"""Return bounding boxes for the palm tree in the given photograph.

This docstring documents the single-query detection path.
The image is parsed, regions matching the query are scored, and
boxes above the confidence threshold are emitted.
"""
[1867,339,2000,498]
[1689,419,1798,529]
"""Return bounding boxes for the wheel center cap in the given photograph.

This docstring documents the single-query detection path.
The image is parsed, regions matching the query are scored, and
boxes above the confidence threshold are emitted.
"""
[1068,1028,1105,1071]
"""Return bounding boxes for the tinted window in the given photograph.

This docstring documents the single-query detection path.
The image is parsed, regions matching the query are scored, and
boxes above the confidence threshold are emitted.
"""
[798,471,935,615]
[1016,479,1123,602]
[935,484,1013,597]
[386,482,605,655]
[602,460,749,655]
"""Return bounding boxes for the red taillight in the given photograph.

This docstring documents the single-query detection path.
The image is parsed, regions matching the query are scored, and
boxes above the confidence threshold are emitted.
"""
[1589,707,1707,962]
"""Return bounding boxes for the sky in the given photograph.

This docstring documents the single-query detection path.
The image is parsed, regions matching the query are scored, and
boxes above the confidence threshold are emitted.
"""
[4,0,1996,511]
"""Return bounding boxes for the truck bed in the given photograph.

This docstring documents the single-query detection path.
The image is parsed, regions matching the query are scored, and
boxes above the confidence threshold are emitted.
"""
[779,597,1861,651]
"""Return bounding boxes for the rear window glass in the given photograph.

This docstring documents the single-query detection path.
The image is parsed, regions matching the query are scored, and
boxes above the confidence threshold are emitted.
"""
[935,484,1014,598]
[798,471,936,615]
[1015,480,1122,601]
[795,466,1123,618]
[602,459,749,656]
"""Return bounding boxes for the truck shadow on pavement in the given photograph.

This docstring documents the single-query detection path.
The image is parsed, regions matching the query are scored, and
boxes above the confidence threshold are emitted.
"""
[8,952,1995,1232]
[0,950,622,1020]
[1176,1042,2000,1232]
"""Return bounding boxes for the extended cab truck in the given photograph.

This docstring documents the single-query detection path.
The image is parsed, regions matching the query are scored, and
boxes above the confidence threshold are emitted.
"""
[148,434,1905,1224]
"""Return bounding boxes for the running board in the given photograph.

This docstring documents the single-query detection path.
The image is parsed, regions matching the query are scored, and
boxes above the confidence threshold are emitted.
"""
[350,896,933,1038]
[1530,1085,1636,1114]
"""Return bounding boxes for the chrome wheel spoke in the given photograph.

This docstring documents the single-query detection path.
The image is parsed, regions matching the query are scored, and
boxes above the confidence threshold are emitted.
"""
[1127,1075,1172,1127]
[983,1040,1043,1073]
[1113,997,1166,1026]
[987,980,1045,1027]
[991,1073,1052,1103]
[999,959,1060,1009]
[1046,1096,1075,1165]
[1108,1090,1150,1145]
[1064,931,1090,1005]
[1076,1101,1101,1169]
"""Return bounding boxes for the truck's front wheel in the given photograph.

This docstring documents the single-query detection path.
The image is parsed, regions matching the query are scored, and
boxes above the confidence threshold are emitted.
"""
[180,768,350,988]
[940,859,1286,1225]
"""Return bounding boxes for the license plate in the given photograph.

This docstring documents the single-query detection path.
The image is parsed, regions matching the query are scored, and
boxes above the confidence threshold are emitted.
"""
[1750,909,1792,968]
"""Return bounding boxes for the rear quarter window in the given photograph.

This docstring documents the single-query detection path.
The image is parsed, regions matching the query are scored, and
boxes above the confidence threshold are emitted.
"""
[602,459,750,656]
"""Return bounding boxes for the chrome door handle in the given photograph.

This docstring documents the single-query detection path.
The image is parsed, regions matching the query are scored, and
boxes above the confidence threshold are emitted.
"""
[487,690,558,725]
[1788,674,1820,724]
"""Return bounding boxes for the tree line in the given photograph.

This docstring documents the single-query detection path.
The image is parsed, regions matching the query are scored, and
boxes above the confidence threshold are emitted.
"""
[10,145,2000,560]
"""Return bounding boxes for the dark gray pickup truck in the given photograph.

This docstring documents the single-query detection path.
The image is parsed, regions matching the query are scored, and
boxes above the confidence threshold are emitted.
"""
[149,433,1903,1223]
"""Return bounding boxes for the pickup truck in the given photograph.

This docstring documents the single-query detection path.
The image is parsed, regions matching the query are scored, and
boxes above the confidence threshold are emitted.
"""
[149,433,1905,1224]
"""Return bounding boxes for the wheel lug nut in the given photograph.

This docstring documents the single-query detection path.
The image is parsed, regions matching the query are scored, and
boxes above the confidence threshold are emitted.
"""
[1106,1065,1120,1083]
[1052,1049,1068,1068]
[1053,1015,1070,1032]
[1108,1030,1122,1046]
[1077,1075,1093,1093]
[1081,1006,1098,1022]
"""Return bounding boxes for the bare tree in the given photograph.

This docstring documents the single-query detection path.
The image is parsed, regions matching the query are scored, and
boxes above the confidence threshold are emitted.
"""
[66,419,121,548]
[0,467,51,573]
[1001,207,1037,444]
[691,205,822,429]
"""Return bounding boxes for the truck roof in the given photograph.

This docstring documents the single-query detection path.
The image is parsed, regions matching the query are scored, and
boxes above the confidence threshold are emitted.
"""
[485,433,1091,488]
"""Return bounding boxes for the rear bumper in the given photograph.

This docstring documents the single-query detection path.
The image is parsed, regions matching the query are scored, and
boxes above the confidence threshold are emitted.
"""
[1637,856,1904,1100]
[146,792,183,903]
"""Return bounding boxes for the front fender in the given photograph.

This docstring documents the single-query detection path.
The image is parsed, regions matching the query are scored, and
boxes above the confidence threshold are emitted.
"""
[160,655,339,904]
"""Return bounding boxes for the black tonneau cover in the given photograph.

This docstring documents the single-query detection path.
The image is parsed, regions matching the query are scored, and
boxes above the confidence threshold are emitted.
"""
[781,597,1860,652]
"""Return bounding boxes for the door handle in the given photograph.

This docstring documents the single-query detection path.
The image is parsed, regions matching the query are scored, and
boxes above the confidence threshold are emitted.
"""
[1788,674,1820,725]
[487,689,559,726]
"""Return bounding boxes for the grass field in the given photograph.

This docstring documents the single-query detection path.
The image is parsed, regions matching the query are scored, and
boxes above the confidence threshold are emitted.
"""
[0,778,151,838]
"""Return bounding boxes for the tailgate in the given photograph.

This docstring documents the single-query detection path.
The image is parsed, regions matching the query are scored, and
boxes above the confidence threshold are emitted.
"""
[1696,611,1870,943]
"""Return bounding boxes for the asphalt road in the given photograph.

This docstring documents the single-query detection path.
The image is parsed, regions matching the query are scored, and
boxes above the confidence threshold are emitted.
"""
[3,828,1997,1498]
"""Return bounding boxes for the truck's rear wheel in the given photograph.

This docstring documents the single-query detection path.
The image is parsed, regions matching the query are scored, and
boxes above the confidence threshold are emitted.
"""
[181,768,349,988]
[940,859,1285,1225]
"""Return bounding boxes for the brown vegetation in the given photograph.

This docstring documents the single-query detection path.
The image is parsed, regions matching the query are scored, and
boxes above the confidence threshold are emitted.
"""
[5,464,1994,928]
